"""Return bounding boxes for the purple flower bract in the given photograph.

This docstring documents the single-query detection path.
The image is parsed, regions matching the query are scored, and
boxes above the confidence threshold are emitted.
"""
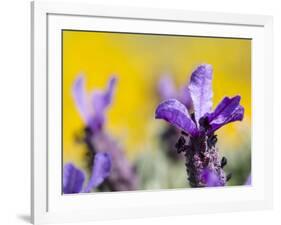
[63,152,112,194]
[72,75,117,133]
[63,163,85,194]
[155,64,244,137]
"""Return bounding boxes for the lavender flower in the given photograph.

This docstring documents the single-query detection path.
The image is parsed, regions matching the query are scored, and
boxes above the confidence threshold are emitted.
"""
[63,163,85,194]
[73,75,117,133]
[155,64,244,187]
[63,152,112,194]
[72,75,138,191]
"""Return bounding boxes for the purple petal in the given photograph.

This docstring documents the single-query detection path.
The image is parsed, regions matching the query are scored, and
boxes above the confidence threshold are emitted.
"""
[179,85,193,112]
[72,76,91,124]
[245,174,251,185]
[92,76,117,113]
[155,99,197,136]
[158,75,176,100]
[205,96,244,133]
[90,76,117,131]
[201,169,222,187]
[63,163,85,194]
[84,152,112,192]
[188,64,213,123]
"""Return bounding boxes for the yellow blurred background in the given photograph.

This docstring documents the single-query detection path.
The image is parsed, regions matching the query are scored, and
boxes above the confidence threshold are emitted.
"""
[63,30,251,167]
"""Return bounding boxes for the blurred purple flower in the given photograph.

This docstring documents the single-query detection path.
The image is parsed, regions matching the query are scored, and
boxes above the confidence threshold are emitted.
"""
[156,64,244,136]
[84,152,112,192]
[155,64,244,187]
[63,163,85,194]
[63,152,112,194]
[92,132,139,191]
[72,74,139,191]
[158,75,176,100]
[73,75,117,133]
[245,174,251,185]
[158,75,193,111]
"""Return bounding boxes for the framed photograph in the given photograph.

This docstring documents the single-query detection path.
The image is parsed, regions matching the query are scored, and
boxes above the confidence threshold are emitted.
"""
[31,1,273,224]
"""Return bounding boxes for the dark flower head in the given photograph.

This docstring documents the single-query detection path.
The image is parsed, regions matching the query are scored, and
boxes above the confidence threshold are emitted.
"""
[63,152,112,194]
[155,64,244,136]
[73,75,117,133]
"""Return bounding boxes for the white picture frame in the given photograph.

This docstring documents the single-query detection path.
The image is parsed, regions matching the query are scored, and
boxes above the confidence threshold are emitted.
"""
[31,1,273,224]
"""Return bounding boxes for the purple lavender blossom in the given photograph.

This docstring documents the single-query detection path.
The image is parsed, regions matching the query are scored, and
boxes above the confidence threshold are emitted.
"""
[155,64,244,187]
[63,152,112,194]
[84,152,112,192]
[73,75,117,133]
[156,65,244,136]
[72,75,139,191]
[63,163,85,194]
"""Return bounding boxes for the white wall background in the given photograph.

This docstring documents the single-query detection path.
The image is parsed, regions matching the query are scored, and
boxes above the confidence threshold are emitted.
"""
[0,0,280,224]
